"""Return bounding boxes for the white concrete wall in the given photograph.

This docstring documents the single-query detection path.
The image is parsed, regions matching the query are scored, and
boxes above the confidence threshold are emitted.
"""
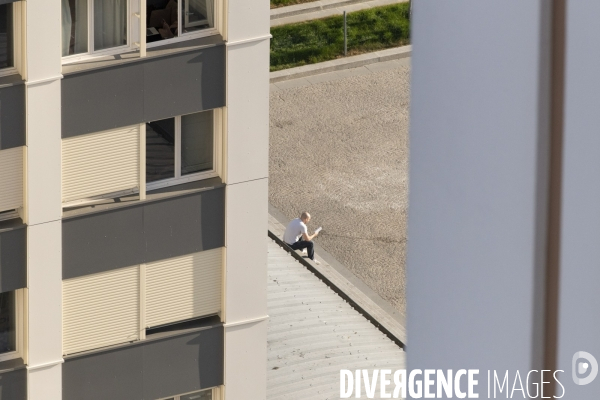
[223,0,270,396]
[407,0,552,388]
[556,2,600,398]
[23,1,63,398]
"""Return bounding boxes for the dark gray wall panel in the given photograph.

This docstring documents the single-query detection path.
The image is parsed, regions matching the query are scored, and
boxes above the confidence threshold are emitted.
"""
[0,226,26,293]
[63,187,225,279]
[63,324,223,400]
[62,45,225,138]
[0,368,26,399]
[63,345,144,400]
[61,64,145,138]
[62,206,145,279]
[143,47,226,121]
[144,186,225,264]
[0,0,19,5]
[0,84,26,150]
[142,325,224,399]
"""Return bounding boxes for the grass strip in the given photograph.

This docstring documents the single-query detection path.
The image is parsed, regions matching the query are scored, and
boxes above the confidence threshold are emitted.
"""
[271,0,317,9]
[270,3,410,72]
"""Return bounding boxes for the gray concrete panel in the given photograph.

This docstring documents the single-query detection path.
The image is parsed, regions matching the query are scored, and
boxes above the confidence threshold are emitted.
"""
[61,64,145,138]
[144,187,225,263]
[62,206,145,279]
[407,0,552,388]
[556,2,600,398]
[142,326,224,399]
[63,345,144,400]
[63,323,223,400]
[63,187,225,279]
[62,46,225,138]
[0,225,26,292]
[0,368,27,399]
[143,46,226,121]
[0,84,26,150]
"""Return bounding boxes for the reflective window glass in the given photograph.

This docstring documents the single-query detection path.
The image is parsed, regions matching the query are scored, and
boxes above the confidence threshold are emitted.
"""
[181,0,214,34]
[0,4,13,69]
[181,110,213,176]
[146,118,176,182]
[62,0,89,56]
[180,389,212,400]
[94,0,128,51]
[0,292,16,355]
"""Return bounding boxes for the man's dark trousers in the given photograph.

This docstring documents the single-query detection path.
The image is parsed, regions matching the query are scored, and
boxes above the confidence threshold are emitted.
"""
[289,239,315,260]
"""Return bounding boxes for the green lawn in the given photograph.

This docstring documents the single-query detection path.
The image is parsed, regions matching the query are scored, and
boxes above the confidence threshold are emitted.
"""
[271,0,316,9]
[270,3,411,72]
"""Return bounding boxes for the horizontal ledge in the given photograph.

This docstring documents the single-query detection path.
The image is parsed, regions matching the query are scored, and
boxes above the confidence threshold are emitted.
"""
[25,75,64,86]
[224,315,269,328]
[226,34,272,47]
[27,359,64,371]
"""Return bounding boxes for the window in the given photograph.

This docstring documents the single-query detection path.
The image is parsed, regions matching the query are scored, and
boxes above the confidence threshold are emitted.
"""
[146,109,217,190]
[0,291,23,363]
[146,0,215,45]
[62,0,131,58]
[157,387,217,400]
[0,4,13,70]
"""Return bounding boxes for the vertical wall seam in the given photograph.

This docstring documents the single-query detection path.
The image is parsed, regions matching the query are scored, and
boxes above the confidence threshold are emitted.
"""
[544,0,566,396]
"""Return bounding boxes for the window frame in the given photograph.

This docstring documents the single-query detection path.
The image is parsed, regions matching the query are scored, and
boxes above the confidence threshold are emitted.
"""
[145,0,220,51]
[60,108,223,209]
[146,108,222,192]
[61,0,136,64]
[0,290,24,363]
[0,2,22,78]
[61,0,221,64]
[156,386,221,400]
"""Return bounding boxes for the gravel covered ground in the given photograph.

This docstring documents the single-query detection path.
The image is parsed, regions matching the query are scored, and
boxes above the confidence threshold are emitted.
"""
[269,64,410,315]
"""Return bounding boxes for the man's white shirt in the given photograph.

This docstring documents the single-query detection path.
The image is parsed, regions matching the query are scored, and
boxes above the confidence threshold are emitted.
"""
[283,218,308,245]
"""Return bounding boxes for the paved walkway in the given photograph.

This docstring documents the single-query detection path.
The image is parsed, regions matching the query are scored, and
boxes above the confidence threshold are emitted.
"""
[267,238,405,399]
[271,0,408,27]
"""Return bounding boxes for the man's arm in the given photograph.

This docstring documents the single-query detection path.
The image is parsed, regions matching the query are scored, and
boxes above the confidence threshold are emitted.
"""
[302,231,319,241]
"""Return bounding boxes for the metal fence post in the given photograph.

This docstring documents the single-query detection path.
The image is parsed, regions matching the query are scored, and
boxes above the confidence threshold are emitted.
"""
[344,11,347,56]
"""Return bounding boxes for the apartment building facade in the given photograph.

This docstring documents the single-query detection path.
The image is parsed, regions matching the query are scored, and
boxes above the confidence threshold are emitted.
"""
[0,0,269,398]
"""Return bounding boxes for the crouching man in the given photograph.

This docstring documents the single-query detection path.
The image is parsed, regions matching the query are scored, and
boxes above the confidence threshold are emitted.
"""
[283,211,320,264]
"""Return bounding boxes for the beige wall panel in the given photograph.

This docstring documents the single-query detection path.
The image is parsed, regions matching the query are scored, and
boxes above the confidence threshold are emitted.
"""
[63,266,140,355]
[226,0,269,42]
[224,320,267,400]
[25,80,62,225]
[224,178,268,323]
[28,364,62,400]
[0,147,23,213]
[62,126,140,203]
[145,248,223,328]
[25,0,62,82]
[225,41,269,185]
[27,221,63,367]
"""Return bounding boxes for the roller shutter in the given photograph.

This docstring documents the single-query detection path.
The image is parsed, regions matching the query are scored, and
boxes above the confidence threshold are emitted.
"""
[145,248,222,328]
[63,266,140,355]
[62,125,139,203]
[0,147,23,213]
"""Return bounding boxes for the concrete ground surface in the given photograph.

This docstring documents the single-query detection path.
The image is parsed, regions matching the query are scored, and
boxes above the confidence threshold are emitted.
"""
[269,60,410,315]
[267,238,405,399]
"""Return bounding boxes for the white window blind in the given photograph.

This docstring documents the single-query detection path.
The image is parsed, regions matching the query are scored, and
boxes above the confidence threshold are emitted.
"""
[145,248,223,328]
[63,266,140,355]
[62,125,139,203]
[0,147,23,213]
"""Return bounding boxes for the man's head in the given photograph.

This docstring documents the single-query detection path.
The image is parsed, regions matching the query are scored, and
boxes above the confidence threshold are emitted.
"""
[300,212,311,224]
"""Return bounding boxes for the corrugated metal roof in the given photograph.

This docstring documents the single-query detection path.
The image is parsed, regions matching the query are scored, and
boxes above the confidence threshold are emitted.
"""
[267,239,405,399]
